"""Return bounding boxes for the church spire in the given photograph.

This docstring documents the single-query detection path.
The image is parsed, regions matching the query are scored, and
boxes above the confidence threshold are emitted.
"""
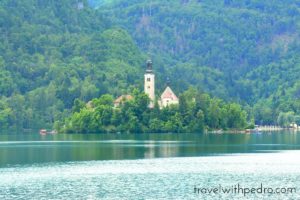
[146,59,153,73]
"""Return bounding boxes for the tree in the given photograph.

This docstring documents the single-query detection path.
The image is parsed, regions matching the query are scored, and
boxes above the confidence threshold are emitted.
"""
[226,103,247,129]
[277,112,295,127]
[72,99,85,113]
[207,99,222,129]
[0,100,12,130]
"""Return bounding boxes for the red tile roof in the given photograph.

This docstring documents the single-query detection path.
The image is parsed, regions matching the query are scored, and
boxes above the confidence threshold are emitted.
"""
[161,87,178,101]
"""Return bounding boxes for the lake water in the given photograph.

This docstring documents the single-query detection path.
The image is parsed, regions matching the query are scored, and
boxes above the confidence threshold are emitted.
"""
[0,132,300,199]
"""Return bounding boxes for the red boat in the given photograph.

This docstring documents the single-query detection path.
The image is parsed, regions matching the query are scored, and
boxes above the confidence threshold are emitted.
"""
[39,129,47,135]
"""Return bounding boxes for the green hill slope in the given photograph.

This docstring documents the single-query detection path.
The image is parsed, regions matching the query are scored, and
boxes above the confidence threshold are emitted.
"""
[0,0,145,130]
[96,0,300,124]
[1,0,300,130]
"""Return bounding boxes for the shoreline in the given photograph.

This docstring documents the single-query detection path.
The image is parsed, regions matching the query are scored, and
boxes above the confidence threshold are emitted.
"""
[207,126,300,134]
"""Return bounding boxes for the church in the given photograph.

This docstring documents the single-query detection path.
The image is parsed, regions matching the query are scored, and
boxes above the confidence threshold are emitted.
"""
[144,59,179,108]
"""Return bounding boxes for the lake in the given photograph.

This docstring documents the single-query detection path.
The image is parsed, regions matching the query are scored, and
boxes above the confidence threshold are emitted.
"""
[0,132,300,199]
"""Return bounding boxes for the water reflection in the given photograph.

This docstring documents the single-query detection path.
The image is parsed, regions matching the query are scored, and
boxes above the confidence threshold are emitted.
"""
[0,132,299,166]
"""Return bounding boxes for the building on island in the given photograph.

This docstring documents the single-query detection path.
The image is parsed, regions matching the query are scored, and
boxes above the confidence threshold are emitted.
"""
[144,60,155,108]
[114,59,179,108]
[114,95,133,108]
[144,59,179,108]
[158,85,179,108]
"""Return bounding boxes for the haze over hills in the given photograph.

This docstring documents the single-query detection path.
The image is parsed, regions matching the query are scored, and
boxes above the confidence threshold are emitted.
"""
[0,0,299,130]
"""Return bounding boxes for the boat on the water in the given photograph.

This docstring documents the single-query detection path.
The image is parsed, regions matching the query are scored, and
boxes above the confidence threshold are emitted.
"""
[39,129,57,135]
[39,129,47,135]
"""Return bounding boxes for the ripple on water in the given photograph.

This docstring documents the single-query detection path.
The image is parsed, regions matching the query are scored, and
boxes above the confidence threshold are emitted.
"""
[0,151,300,200]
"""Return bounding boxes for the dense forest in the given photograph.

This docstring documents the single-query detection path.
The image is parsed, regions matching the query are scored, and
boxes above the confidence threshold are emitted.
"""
[0,0,146,131]
[0,0,299,132]
[60,88,248,133]
[98,0,300,126]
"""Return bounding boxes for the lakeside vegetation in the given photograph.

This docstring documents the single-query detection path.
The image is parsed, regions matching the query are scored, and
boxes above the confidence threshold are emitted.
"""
[58,88,248,133]
[0,0,300,132]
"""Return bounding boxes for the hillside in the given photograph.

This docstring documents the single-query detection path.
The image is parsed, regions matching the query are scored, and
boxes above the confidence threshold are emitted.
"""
[0,0,300,131]
[96,0,300,124]
[0,0,145,130]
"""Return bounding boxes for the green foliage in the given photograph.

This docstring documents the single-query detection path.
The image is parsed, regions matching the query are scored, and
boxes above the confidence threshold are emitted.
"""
[62,89,248,133]
[0,0,145,131]
[277,111,296,127]
[0,100,12,130]
[97,0,300,124]
[1,0,299,131]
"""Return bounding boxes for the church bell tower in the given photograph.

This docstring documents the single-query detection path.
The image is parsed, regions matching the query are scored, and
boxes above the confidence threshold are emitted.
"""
[144,59,155,108]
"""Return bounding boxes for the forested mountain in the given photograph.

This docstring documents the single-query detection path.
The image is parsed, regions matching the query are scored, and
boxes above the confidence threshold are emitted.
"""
[0,0,145,130]
[96,0,300,125]
[0,0,300,131]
